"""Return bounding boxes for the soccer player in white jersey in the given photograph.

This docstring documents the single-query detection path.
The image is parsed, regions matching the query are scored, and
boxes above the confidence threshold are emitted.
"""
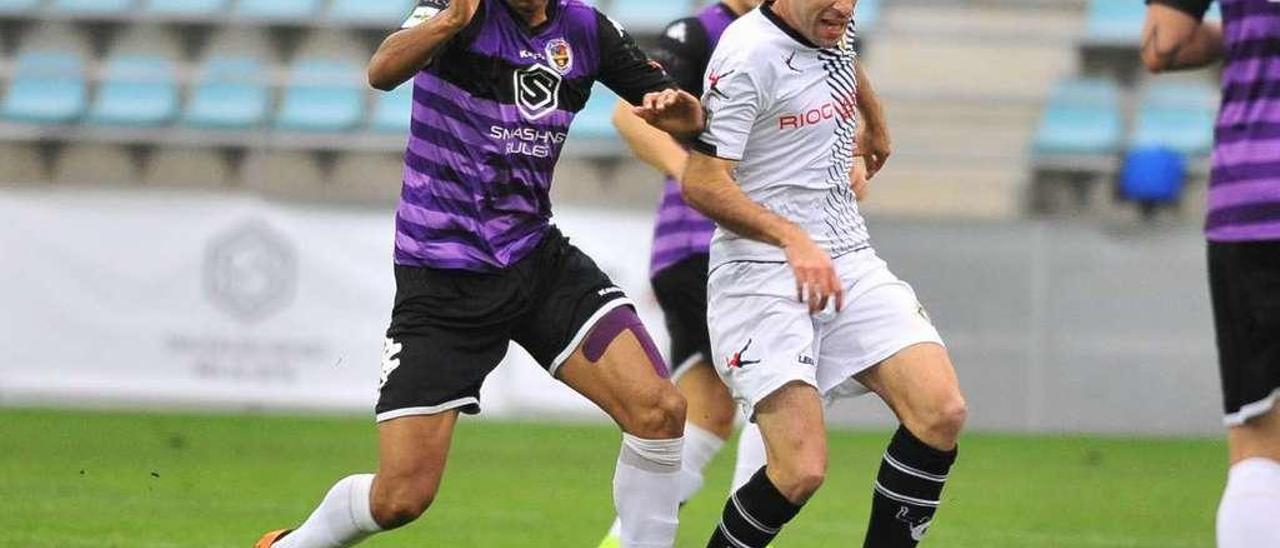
[606,2,892,543]
[640,0,968,544]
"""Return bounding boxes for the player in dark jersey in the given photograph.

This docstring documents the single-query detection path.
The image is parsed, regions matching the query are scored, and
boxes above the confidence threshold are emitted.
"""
[1143,2,1280,545]
[254,0,704,546]
[599,1,892,545]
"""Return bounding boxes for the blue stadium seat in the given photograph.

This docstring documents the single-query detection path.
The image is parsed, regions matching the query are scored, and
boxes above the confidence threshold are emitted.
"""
[185,56,269,129]
[276,59,365,132]
[1032,78,1123,156]
[329,0,414,24]
[1130,81,1217,156]
[0,0,42,13]
[144,0,229,16]
[370,82,413,133]
[88,55,180,126]
[855,0,881,33]
[569,84,619,140]
[53,0,135,15]
[610,0,689,33]
[1084,0,1146,44]
[1,51,87,124]
[235,0,319,19]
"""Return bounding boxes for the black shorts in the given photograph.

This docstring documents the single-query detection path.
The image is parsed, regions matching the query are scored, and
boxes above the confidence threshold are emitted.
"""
[1209,240,1280,426]
[651,254,713,379]
[375,227,631,422]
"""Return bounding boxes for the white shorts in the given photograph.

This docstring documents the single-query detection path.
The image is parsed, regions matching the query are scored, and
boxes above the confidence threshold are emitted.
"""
[707,248,944,416]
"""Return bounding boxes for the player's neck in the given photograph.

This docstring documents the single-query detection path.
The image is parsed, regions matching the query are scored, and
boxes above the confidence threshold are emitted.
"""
[768,0,818,47]
[502,0,550,27]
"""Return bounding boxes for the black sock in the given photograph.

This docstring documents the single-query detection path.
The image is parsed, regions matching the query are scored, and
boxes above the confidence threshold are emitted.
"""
[707,467,803,548]
[863,425,957,547]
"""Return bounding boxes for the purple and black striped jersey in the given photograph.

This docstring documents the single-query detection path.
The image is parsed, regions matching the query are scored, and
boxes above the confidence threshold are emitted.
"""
[1151,0,1280,242]
[646,3,739,278]
[394,0,676,271]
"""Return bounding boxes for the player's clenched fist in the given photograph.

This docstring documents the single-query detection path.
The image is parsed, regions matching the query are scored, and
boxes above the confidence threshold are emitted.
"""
[781,228,842,315]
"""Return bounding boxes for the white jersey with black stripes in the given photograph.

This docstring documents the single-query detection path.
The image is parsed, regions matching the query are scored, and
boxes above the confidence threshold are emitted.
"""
[694,3,867,270]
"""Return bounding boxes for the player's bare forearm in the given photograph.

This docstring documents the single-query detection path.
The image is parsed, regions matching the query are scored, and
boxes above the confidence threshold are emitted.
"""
[367,3,476,91]
[1141,5,1223,73]
[612,99,689,180]
[854,63,886,136]
[853,62,890,176]
[682,151,805,248]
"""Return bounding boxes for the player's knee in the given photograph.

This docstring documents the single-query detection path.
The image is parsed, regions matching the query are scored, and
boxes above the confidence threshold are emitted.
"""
[371,481,437,529]
[774,459,827,504]
[920,394,967,447]
[627,385,687,439]
[653,386,689,437]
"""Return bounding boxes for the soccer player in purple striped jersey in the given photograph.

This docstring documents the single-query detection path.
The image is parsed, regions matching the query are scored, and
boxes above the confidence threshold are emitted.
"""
[600,1,892,545]
[254,0,706,546]
[1143,2,1280,546]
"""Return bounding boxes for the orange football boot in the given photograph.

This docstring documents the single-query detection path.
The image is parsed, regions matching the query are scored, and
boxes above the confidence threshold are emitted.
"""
[254,529,291,547]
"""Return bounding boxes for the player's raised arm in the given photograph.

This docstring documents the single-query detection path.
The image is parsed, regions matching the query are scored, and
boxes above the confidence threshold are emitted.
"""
[594,14,705,140]
[610,16,715,179]
[367,0,481,91]
[1141,0,1222,73]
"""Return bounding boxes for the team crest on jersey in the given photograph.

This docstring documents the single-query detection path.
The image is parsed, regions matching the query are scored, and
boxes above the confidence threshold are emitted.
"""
[545,38,573,74]
[514,64,562,120]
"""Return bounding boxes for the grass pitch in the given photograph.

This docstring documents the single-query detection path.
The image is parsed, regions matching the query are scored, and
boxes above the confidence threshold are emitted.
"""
[0,409,1224,547]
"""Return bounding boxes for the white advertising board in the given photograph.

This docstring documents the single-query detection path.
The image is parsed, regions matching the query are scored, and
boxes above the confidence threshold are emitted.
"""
[0,189,666,421]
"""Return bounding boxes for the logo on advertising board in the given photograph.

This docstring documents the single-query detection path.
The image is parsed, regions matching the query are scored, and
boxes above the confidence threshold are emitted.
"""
[204,220,297,323]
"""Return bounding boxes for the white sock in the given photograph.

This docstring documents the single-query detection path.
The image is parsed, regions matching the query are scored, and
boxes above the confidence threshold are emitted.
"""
[1217,457,1280,548]
[677,424,727,502]
[275,474,382,548]
[605,424,725,540]
[731,421,767,492]
[614,433,683,548]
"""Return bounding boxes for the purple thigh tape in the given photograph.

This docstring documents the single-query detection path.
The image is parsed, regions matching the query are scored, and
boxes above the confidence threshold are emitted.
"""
[583,306,670,378]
